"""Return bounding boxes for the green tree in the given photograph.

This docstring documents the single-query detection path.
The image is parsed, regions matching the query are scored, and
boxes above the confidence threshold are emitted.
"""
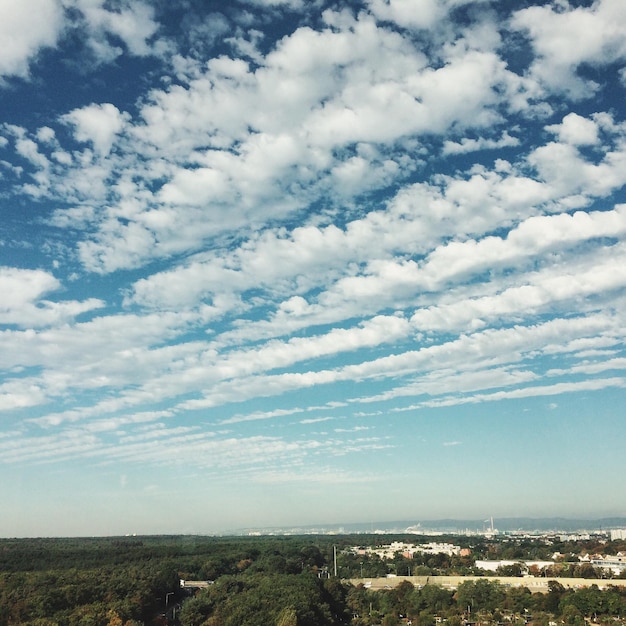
[496,563,524,577]
[382,614,399,626]
[276,607,298,626]
[456,579,505,613]
[345,584,371,621]
[503,586,532,613]
[561,604,585,626]
[425,583,454,612]
[538,580,565,614]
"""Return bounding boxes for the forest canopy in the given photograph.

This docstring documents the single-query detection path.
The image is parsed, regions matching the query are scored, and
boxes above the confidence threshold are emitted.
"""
[1,535,626,626]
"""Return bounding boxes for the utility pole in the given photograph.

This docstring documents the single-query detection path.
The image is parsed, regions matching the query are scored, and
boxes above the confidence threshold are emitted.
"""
[334,545,337,577]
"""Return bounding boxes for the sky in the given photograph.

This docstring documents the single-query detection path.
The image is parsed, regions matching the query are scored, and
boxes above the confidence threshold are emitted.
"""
[1,0,625,538]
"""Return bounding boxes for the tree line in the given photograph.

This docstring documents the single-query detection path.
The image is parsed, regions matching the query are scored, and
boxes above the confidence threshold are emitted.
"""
[1,535,625,626]
[177,575,626,626]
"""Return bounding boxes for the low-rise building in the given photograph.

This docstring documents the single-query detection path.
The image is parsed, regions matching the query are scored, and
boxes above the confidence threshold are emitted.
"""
[589,553,626,575]
[474,560,555,573]
[351,541,462,560]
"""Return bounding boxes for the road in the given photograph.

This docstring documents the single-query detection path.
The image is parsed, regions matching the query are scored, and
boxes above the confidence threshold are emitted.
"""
[346,575,626,593]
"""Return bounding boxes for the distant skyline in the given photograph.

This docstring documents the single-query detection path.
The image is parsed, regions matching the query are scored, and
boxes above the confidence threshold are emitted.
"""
[235,517,626,535]
[1,0,626,537]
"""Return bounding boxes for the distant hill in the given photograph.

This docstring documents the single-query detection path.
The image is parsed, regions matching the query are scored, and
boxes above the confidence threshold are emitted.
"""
[241,517,626,535]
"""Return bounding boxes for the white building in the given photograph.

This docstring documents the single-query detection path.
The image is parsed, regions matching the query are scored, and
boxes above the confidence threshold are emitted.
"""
[590,554,626,575]
[352,541,461,560]
[417,542,461,556]
[475,560,555,573]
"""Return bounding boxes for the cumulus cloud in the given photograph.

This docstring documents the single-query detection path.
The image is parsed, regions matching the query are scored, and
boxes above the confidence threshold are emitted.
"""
[367,0,448,30]
[0,267,104,328]
[0,0,63,79]
[442,131,520,155]
[547,112,600,146]
[511,0,626,97]
[36,9,527,275]
[0,0,164,82]
[67,0,162,62]
[63,103,130,156]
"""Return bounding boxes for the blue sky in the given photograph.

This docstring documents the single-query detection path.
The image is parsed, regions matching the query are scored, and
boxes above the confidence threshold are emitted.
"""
[1,0,626,537]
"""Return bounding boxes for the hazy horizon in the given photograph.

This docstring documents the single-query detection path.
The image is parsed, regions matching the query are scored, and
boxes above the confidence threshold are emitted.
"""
[3,514,626,540]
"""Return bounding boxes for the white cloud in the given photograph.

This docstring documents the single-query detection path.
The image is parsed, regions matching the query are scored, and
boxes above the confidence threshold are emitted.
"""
[0,267,104,328]
[0,267,59,308]
[363,367,539,404]
[251,467,381,485]
[0,379,47,411]
[47,11,527,275]
[511,0,626,97]
[528,138,626,198]
[0,0,164,82]
[240,0,308,8]
[123,146,626,359]
[0,0,63,78]
[345,314,621,389]
[419,377,626,409]
[78,220,158,273]
[367,0,445,30]
[300,416,335,425]
[219,407,305,425]
[63,103,130,156]
[15,137,50,169]
[0,310,216,415]
[143,310,624,414]
[68,0,162,62]
[420,204,626,288]
[128,167,541,317]
[410,247,626,333]
[442,131,520,155]
[547,357,626,378]
[168,315,411,411]
[547,112,600,146]
[84,410,174,433]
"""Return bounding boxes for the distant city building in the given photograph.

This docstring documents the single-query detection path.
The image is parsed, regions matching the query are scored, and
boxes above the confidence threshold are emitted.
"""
[611,529,626,541]
[351,541,462,560]
[559,533,592,541]
[418,542,462,556]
